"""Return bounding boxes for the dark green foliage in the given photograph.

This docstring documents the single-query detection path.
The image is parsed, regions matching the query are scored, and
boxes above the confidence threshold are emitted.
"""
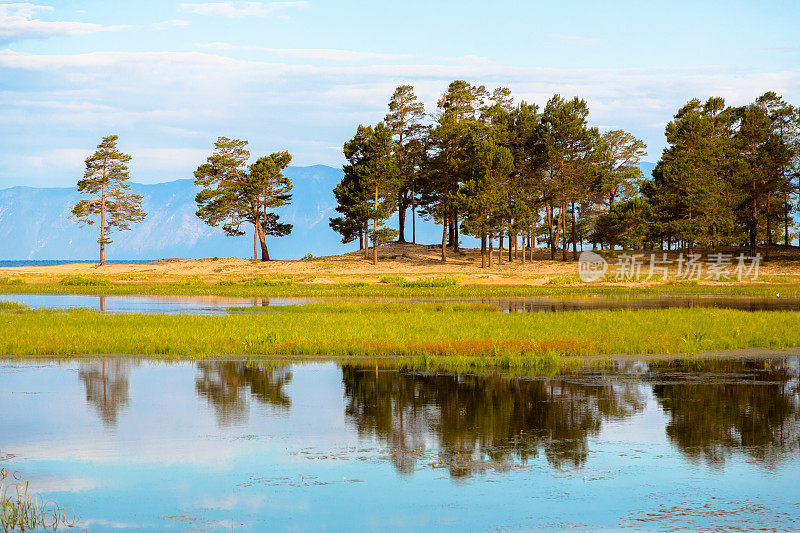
[195,138,293,261]
[329,83,799,262]
[71,135,146,265]
[331,122,399,264]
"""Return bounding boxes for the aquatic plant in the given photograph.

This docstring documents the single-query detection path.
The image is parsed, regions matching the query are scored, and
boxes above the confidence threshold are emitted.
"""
[0,469,76,531]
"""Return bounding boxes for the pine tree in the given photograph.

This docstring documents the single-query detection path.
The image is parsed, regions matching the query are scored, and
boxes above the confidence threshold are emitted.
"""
[71,135,146,265]
[540,95,595,260]
[385,85,426,243]
[195,137,293,261]
[335,123,399,264]
[420,80,487,261]
[245,152,294,261]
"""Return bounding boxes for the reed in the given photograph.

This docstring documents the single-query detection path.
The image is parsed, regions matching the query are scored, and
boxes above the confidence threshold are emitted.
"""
[0,469,75,531]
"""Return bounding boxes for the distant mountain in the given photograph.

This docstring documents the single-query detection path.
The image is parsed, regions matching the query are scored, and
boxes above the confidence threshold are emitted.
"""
[0,162,658,261]
[0,165,468,261]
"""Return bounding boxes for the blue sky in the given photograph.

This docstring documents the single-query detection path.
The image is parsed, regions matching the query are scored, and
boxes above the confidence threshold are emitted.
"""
[1,0,799,188]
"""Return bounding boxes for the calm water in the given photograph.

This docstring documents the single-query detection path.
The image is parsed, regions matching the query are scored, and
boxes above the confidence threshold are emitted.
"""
[1,358,799,532]
[4,292,800,314]
[0,293,312,314]
[0,260,153,267]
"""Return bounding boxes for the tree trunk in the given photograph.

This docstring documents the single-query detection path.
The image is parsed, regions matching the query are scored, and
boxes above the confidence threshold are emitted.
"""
[571,201,578,261]
[498,227,504,266]
[364,222,369,260]
[373,187,378,265]
[257,222,270,261]
[546,201,555,260]
[253,225,258,260]
[785,193,790,246]
[481,232,486,268]
[488,236,493,267]
[453,216,459,252]
[99,172,106,266]
[448,217,455,247]
[412,203,416,244]
[441,218,447,262]
[398,195,407,243]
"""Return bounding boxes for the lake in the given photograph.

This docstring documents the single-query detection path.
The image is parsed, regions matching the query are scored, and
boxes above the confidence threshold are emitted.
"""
[1,358,798,532]
[4,292,800,314]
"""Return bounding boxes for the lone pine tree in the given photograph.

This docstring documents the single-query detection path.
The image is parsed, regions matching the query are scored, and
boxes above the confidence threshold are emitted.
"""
[71,135,146,265]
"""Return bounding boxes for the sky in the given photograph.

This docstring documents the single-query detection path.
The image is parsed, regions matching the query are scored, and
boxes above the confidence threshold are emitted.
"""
[1,0,799,188]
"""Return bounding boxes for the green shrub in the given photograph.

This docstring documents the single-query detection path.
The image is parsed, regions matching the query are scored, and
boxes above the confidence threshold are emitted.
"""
[243,278,293,287]
[337,281,370,288]
[547,275,582,285]
[0,278,25,286]
[379,276,459,288]
[60,275,110,286]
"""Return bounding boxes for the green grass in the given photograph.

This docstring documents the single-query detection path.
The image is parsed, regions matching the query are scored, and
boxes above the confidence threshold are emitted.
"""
[2,304,799,370]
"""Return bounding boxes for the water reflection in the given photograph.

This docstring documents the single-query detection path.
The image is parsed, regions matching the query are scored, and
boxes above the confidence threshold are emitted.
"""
[342,366,647,475]
[648,359,800,467]
[3,358,800,532]
[195,362,292,426]
[78,360,137,427]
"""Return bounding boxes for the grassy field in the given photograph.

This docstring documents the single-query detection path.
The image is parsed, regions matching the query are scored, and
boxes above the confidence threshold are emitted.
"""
[2,302,799,370]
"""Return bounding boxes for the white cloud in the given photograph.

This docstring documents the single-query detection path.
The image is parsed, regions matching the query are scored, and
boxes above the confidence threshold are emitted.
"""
[2,48,799,183]
[0,2,126,41]
[152,19,190,30]
[193,43,410,62]
[179,1,308,18]
[269,48,410,62]
[196,41,240,50]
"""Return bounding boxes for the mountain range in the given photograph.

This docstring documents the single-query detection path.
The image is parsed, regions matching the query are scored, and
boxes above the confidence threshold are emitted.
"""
[0,163,657,261]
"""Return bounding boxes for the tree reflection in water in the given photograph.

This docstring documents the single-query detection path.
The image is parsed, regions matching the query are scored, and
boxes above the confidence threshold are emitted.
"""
[78,359,138,427]
[341,366,647,477]
[649,358,800,467]
[195,362,292,426]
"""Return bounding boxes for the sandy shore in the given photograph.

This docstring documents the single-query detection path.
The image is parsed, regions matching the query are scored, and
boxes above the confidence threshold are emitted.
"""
[2,242,799,285]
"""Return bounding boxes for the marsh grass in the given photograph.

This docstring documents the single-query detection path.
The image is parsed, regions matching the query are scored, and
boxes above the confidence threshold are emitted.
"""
[0,301,26,312]
[0,469,75,531]
[2,305,800,368]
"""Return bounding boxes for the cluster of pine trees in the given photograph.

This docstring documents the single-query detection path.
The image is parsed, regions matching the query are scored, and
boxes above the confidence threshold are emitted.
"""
[330,82,799,265]
[640,94,799,258]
